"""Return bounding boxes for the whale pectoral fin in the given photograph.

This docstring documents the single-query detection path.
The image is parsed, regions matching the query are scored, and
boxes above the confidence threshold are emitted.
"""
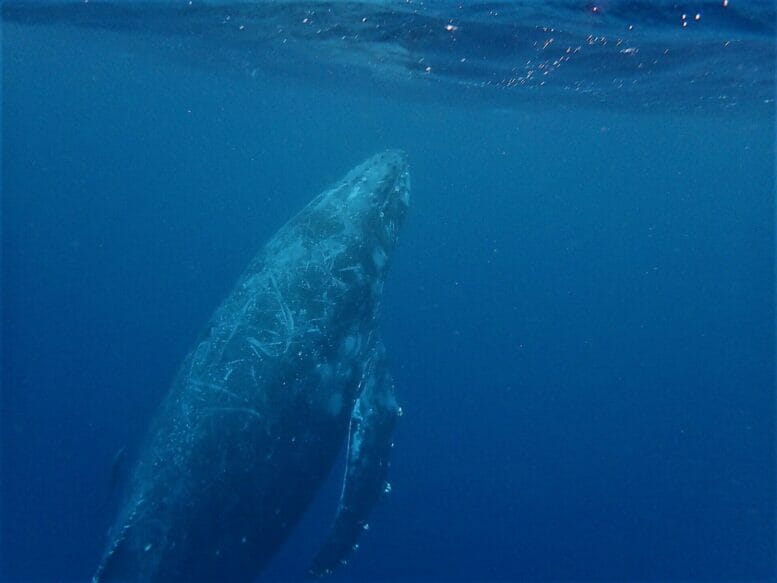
[308,344,400,577]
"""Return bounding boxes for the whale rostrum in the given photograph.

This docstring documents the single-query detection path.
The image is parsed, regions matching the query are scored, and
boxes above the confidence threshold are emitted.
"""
[95,150,410,582]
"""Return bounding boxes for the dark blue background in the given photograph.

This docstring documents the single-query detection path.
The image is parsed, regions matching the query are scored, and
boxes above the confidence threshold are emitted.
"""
[3,21,775,582]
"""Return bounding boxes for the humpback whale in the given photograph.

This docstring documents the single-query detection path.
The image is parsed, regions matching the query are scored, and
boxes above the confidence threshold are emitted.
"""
[94,150,410,582]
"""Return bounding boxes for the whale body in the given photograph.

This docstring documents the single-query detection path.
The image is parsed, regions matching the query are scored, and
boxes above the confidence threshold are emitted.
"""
[95,151,410,582]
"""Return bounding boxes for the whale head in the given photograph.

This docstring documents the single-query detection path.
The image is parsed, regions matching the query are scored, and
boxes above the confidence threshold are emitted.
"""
[266,149,410,284]
[318,149,410,257]
[303,149,409,303]
[250,149,410,334]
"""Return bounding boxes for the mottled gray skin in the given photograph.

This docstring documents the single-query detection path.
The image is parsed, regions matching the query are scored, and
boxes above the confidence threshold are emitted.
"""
[95,151,409,582]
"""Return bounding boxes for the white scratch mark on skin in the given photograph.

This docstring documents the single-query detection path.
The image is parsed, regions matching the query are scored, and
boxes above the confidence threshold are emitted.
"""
[217,385,241,401]
[203,407,262,420]
[247,336,280,357]
[250,366,258,386]
[247,342,263,360]
[191,379,241,401]
[269,273,295,352]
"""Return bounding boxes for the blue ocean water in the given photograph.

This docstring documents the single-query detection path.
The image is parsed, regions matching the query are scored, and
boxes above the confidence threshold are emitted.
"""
[2,1,775,581]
